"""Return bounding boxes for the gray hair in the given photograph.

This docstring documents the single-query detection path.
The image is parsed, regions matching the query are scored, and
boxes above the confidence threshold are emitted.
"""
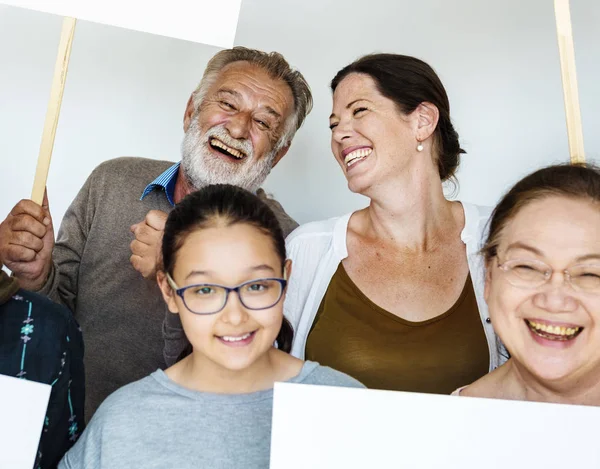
[192,46,313,151]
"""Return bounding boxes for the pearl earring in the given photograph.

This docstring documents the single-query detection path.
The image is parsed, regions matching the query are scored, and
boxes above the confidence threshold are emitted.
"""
[416,141,424,152]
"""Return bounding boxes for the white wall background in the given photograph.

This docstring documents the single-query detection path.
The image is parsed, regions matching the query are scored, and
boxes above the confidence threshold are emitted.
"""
[1,0,599,231]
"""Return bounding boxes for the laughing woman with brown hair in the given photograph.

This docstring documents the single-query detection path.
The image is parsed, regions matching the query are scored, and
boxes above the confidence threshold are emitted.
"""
[283,53,507,395]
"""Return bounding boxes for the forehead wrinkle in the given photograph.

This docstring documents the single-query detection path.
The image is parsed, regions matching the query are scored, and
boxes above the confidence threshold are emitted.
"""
[216,65,293,117]
[216,88,241,99]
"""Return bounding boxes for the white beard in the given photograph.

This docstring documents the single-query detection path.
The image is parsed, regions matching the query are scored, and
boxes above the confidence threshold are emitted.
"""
[180,116,276,193]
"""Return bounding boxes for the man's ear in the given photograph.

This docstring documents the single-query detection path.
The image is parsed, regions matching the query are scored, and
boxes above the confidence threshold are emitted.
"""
[183,94,195,133]
[157,271,180,314]
[271,143,291,169]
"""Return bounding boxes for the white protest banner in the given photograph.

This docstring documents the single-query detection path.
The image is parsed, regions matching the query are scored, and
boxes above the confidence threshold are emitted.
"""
[0,0,242,47]
[270,382,600,469]
[0,374,52,469]
[0,0,242,204]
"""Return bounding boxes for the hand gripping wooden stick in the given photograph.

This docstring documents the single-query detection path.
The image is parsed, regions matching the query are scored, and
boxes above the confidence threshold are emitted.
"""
[30,17,77,205]
[554,0,585,164]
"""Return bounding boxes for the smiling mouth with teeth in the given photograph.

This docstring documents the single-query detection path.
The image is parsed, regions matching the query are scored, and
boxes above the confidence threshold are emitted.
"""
[344,148,372,168]
[209,138,246,160]
[525,319,583,341]
[218,331,255,343]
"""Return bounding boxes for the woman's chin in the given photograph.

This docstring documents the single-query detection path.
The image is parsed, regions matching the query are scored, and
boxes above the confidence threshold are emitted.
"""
[518,354,582,384]
[346,176,371,195]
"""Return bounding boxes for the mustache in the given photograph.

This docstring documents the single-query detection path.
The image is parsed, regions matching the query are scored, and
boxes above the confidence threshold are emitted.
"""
[204,125,254,158]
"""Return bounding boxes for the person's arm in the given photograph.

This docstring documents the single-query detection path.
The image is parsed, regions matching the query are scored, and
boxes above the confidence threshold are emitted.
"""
[282,230,314,332]
[257,190,299,238]
[38,306,86,469]
[162,310,189,366]
[57,410,102,469]
[36,170,97,312]
[275,210,299,238]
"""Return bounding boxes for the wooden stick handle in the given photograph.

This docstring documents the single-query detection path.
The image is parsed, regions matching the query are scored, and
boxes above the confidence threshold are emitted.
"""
[31,17,77,205]
[554,0,585,164]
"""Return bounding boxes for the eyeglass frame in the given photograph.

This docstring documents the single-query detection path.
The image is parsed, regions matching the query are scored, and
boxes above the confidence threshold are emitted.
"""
[165,273,288,315]
[495,257,600,293]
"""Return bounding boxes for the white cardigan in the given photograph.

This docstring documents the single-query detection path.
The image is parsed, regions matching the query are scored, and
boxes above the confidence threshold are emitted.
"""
[283,201,507,371]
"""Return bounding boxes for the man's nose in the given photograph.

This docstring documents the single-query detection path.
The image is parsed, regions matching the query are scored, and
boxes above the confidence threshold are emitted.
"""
[225,112,251,140]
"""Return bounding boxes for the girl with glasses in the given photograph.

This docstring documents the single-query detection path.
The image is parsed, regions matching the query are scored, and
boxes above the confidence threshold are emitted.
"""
[59,184,364,469]
[452,163,600,406]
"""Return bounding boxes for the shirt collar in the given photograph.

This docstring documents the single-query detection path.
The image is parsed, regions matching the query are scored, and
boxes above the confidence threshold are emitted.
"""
[140,161,263,206]
[140,162,180,207]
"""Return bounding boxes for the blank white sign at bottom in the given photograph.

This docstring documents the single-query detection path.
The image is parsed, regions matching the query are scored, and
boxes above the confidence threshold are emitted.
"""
[0,374,51,469]
[270,382,600,468]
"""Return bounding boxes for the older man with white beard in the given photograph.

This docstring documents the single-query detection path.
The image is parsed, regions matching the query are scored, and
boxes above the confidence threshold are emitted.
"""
[0,46,312,419]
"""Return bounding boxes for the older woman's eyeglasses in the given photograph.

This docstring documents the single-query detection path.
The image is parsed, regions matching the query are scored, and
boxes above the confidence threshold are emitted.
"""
[496,258,600,293]
[166,273,287,315]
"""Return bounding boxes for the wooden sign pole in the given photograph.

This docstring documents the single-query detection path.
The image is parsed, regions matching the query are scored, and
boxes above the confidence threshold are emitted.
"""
[554,0,585,164]
[30,17,77,205]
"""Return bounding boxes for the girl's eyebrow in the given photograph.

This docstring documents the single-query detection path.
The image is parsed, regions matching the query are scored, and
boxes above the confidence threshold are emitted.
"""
[184,265,276,282]
[247,264,276,274]
[185,270,212,281]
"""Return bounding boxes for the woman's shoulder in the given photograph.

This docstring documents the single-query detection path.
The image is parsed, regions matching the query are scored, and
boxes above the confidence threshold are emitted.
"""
[450,363,508,398]
[295,361,366,389]
[286,212,353,246]
[458,201,495,248]
[459,200,494,224]
[451,385,468,396]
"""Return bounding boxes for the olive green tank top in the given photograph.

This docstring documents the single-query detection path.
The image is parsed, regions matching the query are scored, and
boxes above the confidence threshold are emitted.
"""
[305,262,489,394]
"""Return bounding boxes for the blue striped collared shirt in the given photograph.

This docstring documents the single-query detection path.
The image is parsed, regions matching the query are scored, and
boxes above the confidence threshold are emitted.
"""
[140,162,180,206]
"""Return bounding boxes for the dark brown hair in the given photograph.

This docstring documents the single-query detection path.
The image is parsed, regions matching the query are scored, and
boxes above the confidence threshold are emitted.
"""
[162,184,294,359]
[331,53,465,181]
[482,162,600,263]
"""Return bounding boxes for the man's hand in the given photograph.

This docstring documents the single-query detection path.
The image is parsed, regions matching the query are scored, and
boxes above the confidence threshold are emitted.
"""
[0,190,55,291]
[130,210,168,279]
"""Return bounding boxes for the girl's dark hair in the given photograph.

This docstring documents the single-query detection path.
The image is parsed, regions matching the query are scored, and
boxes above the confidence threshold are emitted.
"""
[331,53,465,182]
[162,184,294,359]
[482,162,600,263]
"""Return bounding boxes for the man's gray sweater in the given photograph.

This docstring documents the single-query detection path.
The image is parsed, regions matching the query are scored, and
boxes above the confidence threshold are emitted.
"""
[38,157,298,419]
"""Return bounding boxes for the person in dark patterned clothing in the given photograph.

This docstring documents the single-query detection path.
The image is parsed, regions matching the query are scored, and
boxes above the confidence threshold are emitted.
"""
[0,267,85,469]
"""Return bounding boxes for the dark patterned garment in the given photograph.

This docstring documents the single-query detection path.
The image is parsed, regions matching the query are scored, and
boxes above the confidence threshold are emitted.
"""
[1,270,85,469]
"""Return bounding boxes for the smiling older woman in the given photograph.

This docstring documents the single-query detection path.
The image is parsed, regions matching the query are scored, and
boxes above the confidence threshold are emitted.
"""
[283,53,507,395]
[453,163,600,406]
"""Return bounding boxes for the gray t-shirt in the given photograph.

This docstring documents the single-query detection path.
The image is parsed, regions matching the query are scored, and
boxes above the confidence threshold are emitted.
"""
[58,360,364,468]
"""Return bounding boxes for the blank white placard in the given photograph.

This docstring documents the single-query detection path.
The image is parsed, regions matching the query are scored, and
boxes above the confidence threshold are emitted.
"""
[270,382,600,469]
[0,0,242,48]
[0,374,51,469]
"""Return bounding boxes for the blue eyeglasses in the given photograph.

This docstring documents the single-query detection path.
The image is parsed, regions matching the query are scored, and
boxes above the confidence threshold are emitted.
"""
[166,274,287,315]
